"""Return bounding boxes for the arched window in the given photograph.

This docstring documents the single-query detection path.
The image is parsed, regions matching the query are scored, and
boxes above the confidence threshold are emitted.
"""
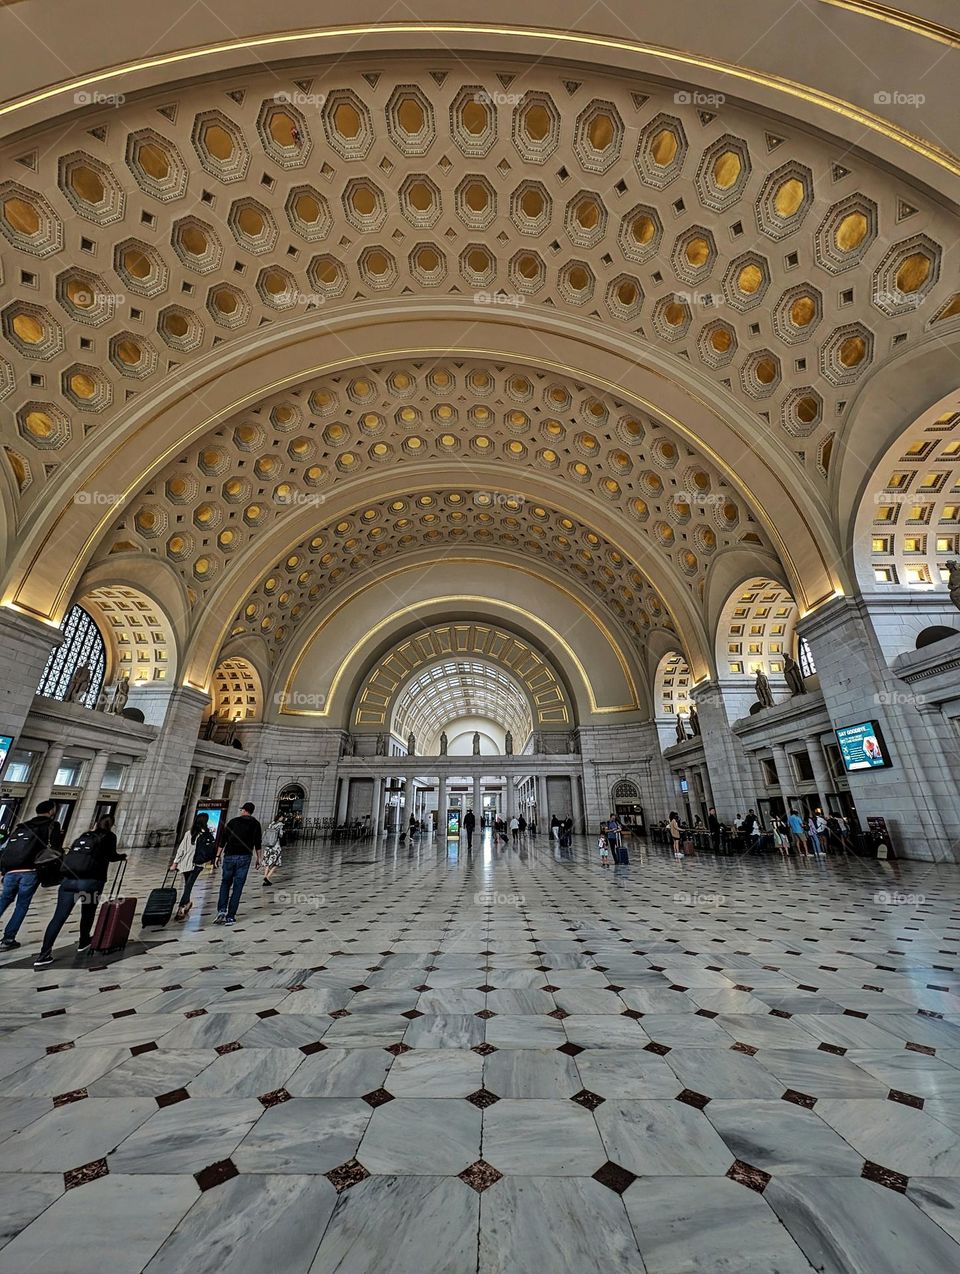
[36,604,107,708]
[798,636,817,679]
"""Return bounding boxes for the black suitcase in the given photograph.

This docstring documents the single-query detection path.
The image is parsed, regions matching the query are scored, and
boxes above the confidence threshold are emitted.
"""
[142,866,177,927]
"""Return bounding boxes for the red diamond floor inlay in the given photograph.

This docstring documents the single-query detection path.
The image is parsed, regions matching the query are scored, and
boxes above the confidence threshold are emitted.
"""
[459,1159,503,1193]
[64,1158,108,1191]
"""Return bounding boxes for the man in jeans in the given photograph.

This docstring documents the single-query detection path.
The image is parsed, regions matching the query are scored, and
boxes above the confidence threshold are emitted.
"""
[215,802,261,925]
[0,800,63,951]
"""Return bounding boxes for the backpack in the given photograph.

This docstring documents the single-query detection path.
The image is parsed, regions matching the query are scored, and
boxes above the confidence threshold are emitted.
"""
[62,830,106,880]
[193,828,216,865]
[0,822,45,872]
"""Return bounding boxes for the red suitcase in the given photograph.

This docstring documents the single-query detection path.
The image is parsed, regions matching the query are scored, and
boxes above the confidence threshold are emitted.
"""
[90,861,138,955]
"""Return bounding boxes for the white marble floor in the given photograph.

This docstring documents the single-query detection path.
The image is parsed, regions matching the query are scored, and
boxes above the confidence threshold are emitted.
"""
[1,831,960,1272]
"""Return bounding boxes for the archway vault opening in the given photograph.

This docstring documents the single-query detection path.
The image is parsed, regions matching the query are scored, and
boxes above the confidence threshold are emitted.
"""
[391,658,535,756]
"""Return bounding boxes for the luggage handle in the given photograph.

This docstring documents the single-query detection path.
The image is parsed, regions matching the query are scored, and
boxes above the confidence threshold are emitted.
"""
[106,857,126,899]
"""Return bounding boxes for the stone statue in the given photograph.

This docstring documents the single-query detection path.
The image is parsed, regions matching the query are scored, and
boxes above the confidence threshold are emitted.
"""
[375,732,386,756]
[504,730,513,755]
[534,731,544,754]
[568,732,579,754]
[946,560,960,612]
[204,715,218,740]
[783,653,807,697]
[407,732,416,757]
[754,668,775,709]
[675,713,687,744]
[688,705,701,736]
[65,663,92,705]
[472,731,481,756]
[107,674,129,715]
[439,731,448,756]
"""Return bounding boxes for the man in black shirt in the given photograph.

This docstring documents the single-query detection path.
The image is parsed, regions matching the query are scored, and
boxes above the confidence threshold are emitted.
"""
[0,800,64,950]
[215,802,261,925]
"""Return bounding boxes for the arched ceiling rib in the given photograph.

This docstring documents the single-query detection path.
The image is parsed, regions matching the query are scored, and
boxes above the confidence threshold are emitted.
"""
[2,55,957,553]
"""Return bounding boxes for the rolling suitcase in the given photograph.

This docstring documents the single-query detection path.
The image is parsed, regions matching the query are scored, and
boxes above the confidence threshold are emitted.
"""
[142,866,177,927]
[90,861,137,955]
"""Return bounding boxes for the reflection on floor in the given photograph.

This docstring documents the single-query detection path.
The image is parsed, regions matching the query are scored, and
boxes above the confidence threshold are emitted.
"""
[1,830,960,1273]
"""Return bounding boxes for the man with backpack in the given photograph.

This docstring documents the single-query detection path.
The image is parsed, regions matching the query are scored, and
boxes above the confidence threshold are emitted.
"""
[214,802,262,925]
[0,800,64,951]
[33,815,125,967]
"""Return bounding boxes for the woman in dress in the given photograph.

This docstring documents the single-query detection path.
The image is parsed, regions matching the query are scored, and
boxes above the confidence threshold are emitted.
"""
[262,816,285,886]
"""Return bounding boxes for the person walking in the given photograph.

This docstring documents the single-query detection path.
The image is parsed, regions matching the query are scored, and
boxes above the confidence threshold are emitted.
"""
[550,814,560,843]
[517,814,527,840]
[669,811,682,859]
[806,813,823,857]
[33,815,125,967]
[261,816,284,887]
[708,807,722,855]
[0,800,64,951]
[510,815,520,844]
[464,808,476,851]
[787,808,808,857]
[772,815,790,855]
[215,802,262,925]
[170,811,216,920]
[605,812,623,864]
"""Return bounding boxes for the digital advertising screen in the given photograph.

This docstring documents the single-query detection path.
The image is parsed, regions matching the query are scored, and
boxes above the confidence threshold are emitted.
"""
[835,720,892,772]
[0,735,13,777]
[195,798,229,843]
[446,809,461,838]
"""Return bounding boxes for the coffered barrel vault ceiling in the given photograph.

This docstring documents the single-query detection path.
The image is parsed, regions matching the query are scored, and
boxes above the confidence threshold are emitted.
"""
[0,48,957,688]
[91,360,772,663]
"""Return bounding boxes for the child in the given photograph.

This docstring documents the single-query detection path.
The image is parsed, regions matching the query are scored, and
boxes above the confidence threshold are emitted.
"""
[598,833,611,867]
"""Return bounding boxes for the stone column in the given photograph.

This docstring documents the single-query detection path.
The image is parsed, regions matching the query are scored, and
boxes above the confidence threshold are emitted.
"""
[505,773,515,821]
[437,774,447,835]
[571,772,584,833]
[473,773,482,818]
[806,735,833,813]
[536,773,548,828]
[771,742,798,812]
[690,681,752,821]
[0,609,61,744]
[120,686,210,849]
[370,776,383,838]
[73,750,111,832]
[336,774,350,823]
[800,594,960,860]
[29,742,65,808]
